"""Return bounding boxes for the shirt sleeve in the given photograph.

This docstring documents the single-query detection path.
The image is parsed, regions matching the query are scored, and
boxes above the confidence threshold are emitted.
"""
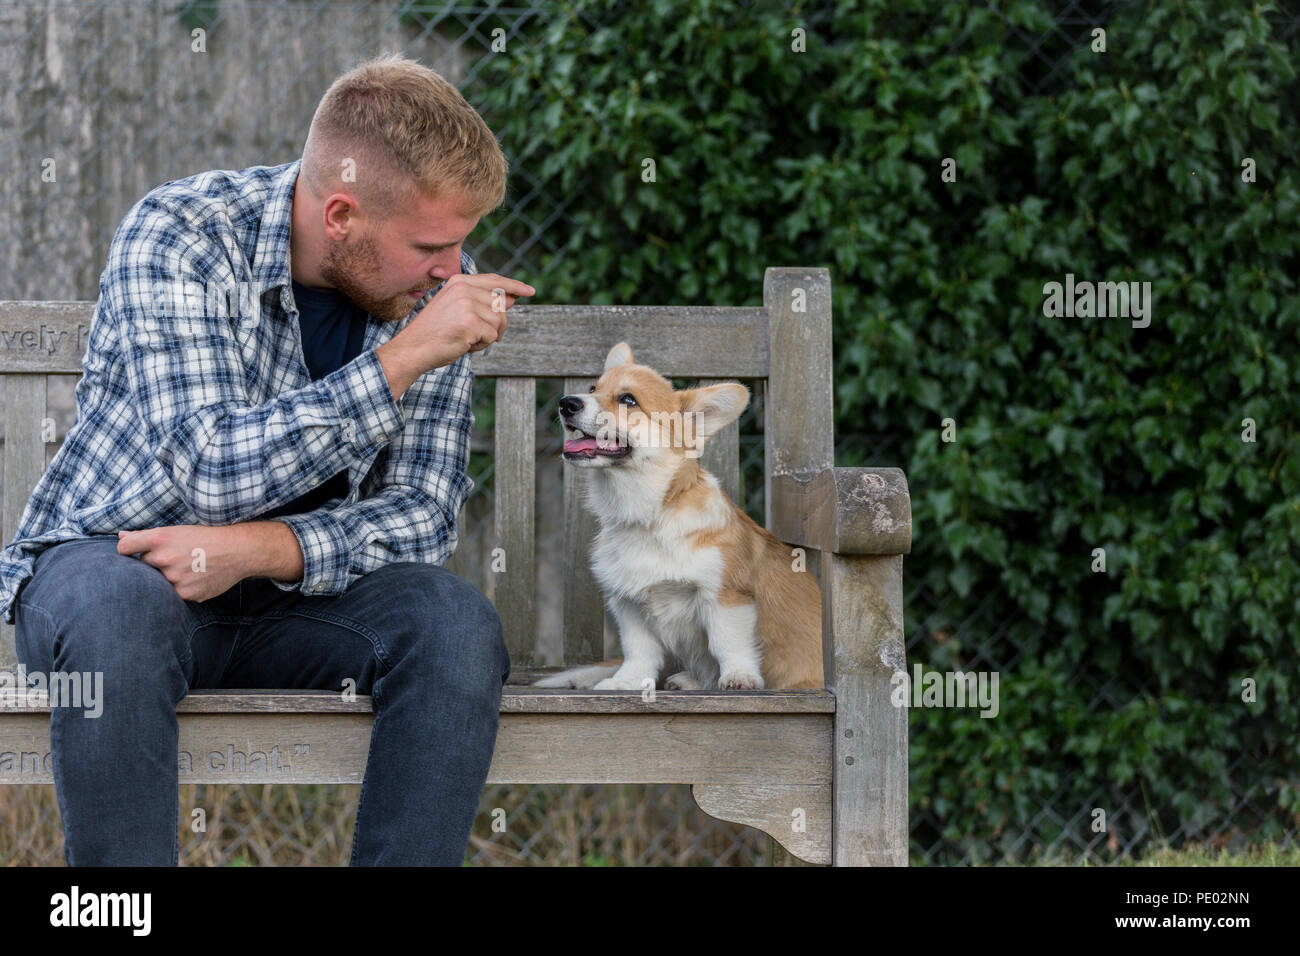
[267,351,476,595]
[108,198,404,525]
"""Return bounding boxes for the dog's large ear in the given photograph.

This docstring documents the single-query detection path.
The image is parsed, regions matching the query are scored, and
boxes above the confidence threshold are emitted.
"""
[604,342,634,371]
[680,382,750,440]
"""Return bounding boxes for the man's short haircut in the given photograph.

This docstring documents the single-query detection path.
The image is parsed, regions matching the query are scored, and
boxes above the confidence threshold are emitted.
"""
[301,50,507,221]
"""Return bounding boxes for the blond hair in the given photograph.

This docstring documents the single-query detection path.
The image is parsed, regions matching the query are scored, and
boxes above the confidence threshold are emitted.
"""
[301,50,507,220]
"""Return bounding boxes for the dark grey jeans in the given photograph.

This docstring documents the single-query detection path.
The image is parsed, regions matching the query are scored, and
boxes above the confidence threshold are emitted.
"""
[13,534,509,866]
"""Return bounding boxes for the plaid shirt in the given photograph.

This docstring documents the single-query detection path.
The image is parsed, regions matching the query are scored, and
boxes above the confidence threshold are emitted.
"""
[0,159,477,624]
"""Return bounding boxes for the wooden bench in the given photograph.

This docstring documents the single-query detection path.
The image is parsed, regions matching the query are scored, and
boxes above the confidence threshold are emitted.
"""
[0,267,910,866]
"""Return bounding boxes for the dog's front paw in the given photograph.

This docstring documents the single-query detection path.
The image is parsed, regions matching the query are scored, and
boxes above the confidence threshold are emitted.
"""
[718,671,764,691]
[665,671,703,690]
[593,676,654,691]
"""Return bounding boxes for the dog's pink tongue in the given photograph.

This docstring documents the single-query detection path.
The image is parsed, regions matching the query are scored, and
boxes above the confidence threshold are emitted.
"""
[565,436,599,453]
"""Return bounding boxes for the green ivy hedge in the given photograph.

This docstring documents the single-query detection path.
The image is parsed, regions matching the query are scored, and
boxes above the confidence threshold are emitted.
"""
[471,0,1300,861]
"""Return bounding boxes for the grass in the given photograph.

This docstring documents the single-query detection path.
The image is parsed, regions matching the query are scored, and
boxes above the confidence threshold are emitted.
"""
[1027,841,1300,867]
[4,781,1294,866]
[1113,842,1300,866]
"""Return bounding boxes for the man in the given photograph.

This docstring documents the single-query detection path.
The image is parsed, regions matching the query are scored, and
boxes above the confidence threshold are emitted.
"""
[0,51,534,866]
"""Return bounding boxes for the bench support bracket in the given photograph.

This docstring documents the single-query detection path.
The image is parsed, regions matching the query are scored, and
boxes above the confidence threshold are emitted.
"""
[690,783,831,865]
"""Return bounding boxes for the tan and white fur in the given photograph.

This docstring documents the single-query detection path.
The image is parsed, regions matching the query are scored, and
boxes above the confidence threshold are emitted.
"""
[533,342,822,691]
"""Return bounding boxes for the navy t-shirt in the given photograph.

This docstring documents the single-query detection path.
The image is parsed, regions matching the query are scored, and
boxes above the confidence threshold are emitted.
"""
[256,279,371,520]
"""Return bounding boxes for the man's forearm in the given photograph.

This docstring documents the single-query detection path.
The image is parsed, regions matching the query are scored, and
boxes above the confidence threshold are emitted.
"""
[239,520,305,584]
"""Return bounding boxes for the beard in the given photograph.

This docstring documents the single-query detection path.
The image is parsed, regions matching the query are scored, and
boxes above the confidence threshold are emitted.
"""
[317,228,416,323]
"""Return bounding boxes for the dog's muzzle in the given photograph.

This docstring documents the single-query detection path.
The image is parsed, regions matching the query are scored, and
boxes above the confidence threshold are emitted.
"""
[559,395,632,461]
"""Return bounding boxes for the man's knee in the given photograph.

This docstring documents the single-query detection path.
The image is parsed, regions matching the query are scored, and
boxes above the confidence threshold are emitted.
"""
[424,566,508,679]
[375,562,510,682]
[18,537,194,676]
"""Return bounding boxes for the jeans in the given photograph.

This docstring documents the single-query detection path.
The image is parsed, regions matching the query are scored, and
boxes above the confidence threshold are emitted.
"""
[12,534,510,866]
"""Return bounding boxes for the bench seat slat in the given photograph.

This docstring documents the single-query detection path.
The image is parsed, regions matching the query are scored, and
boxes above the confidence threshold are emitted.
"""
[2,687,835,714]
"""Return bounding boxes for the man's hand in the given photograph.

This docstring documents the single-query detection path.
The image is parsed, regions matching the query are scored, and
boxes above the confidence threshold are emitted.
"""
[117,524,262,602]
[409,273,535,368]
[375,274,535,401]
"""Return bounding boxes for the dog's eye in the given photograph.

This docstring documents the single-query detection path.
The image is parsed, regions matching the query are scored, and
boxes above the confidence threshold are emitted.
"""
[619,393,638,407]
[588,385,596,393]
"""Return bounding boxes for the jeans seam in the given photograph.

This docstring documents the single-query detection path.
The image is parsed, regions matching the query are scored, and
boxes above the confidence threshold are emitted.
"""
[216,624,244,687]
[186,614,242,638]
[349,676,382,867]
[255,606,397,674]
[15,594,57,634]
[184,618,241,689]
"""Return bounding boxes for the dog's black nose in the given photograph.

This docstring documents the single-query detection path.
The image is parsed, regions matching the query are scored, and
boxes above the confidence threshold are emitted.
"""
[559,395,583,417]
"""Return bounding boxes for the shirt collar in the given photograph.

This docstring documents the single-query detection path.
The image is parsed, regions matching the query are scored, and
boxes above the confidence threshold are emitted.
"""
[252,158,302,294]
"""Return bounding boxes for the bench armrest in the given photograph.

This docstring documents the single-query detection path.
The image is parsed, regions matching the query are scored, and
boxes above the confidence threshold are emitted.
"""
[770,467,911,555]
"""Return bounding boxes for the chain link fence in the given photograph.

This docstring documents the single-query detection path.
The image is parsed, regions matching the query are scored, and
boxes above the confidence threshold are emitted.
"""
[2,0,1296,865]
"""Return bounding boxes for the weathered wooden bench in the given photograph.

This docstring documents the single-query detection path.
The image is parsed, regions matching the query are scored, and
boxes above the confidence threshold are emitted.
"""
[0,267,910,865]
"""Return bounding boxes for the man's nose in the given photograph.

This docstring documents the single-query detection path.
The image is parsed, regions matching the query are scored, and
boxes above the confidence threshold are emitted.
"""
[431,245,464,281]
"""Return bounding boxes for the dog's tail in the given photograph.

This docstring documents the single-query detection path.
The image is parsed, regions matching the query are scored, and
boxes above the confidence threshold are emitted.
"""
[532,661,623,689]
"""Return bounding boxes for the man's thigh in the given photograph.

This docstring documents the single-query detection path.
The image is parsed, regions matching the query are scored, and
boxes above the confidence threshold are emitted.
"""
[13,534,241,688]
[217,561,508,693]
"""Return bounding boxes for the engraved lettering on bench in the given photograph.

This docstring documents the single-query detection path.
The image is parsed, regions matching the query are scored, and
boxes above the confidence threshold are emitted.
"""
[0,749,54,775]
[0,324,91,355]
[185,743,302,775]
[1,744,309,778]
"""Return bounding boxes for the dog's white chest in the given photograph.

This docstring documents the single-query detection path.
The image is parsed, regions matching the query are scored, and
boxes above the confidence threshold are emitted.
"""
[592,525,720,593]
[591,523,722,639]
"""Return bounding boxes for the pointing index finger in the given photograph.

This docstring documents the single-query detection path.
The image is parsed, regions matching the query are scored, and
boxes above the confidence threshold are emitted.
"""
[466,273,536,297]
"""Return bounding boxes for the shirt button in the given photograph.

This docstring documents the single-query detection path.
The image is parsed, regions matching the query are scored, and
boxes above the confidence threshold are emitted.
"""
[376,432,387,442]
[312,583,325,592]
[309,477,319,487]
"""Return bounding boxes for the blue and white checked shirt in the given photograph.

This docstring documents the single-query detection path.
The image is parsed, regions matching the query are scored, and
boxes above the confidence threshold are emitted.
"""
[0,159,477,623]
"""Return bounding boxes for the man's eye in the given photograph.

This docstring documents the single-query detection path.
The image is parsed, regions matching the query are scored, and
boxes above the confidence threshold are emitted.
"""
[619,393,637,406]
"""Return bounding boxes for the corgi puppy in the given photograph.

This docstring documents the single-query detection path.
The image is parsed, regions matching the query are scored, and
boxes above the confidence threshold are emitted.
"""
[533,342,823,691]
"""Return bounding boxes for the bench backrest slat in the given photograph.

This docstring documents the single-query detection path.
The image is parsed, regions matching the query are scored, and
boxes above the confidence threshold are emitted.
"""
[0,302,769,378]
[442,499,472,582]
[697,378,742,505]
[491,377,537,666]
[1,373,49,667]
[560,376,606,666]
[763,270,834,528]
[467,306,768,378]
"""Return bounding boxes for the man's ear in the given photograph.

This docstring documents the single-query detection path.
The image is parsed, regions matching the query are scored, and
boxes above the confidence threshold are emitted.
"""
[604,342,634,371]
[680,382,750,440]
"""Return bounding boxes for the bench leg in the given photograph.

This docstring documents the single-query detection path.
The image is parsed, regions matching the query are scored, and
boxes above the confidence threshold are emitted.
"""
[691,783,831,865]
[826,553,909,866]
